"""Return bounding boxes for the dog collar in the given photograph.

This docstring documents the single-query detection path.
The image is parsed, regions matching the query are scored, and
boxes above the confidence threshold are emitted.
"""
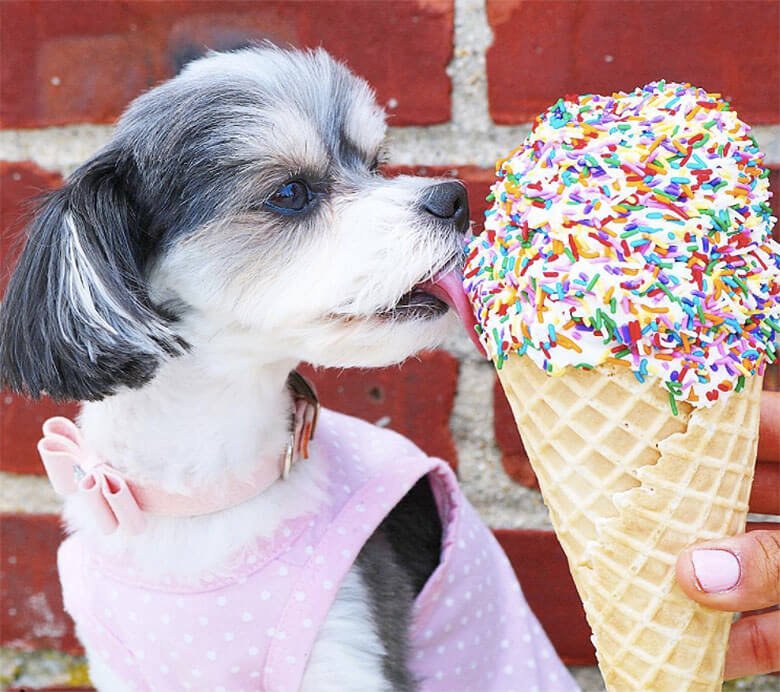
[37,371,320,534]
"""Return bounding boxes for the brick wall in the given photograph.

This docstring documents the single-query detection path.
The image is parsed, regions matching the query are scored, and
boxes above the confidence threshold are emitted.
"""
[1,0,778,689]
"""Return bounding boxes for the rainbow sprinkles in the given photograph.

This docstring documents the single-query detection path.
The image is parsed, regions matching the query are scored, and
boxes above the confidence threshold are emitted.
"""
[464,81,780,410]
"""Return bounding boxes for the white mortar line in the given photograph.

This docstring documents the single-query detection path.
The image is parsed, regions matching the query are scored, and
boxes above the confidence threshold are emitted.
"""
[0,124,112,177]
[0,121,776,178]
[0,472,62,514]
[441,0,551,529]
[3,122,776,177]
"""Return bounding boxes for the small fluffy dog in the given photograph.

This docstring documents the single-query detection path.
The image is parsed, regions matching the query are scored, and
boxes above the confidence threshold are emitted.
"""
[0,46,572,692]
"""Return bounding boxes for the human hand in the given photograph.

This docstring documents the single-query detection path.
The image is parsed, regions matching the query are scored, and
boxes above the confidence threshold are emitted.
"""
[676,390,780,679]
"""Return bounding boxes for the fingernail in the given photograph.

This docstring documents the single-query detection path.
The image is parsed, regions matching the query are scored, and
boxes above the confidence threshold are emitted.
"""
[691,549,741,593]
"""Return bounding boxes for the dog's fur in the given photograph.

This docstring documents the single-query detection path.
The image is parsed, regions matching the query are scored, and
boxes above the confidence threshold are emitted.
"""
[0,46,472,690]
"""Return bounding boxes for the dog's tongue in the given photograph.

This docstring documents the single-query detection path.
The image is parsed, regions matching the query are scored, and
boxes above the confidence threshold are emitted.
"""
[420,270,487,357]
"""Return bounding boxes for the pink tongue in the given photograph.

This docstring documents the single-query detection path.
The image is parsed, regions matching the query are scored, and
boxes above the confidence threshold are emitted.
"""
[420,270,487,357]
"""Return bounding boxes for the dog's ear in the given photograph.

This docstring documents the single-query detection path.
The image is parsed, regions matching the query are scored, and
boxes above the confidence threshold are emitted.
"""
[0,147,186,401]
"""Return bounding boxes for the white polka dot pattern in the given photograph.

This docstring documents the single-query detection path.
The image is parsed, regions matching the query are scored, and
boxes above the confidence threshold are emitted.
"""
[57,409,577,691]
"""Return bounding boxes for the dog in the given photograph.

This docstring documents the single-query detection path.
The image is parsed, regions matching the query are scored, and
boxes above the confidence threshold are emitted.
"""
[0,45,575,691]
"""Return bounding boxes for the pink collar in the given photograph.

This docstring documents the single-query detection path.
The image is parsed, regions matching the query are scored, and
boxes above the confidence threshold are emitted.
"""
[38,371,320,535]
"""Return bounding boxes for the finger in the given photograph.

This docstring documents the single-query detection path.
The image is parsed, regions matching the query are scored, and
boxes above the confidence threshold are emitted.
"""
[723,609,780,679]
[750,462,780,514]
[676,530,780,612]
[758,390,780,462]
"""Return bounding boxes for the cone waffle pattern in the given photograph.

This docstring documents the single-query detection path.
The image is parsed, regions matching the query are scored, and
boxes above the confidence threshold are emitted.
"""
[497,356,763,691]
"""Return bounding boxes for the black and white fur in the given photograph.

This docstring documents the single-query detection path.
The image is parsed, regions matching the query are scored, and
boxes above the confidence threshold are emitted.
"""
[0,45,471,690]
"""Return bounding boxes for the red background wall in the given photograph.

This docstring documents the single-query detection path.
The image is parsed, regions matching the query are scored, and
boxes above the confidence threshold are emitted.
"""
[1,0,778,684]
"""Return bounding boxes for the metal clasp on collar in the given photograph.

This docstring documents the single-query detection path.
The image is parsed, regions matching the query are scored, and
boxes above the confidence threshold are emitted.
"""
[282,433,295,480]
[282,370,321,480]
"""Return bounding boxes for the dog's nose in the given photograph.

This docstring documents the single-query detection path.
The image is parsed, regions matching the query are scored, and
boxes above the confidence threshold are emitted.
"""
[421,182,470,234]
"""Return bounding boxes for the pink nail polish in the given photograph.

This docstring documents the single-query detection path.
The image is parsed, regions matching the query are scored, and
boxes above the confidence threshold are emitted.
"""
[691,549,741,593]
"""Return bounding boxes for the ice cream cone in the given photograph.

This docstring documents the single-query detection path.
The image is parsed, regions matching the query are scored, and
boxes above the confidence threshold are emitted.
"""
[497,354,763,691]
[462,81,778,690]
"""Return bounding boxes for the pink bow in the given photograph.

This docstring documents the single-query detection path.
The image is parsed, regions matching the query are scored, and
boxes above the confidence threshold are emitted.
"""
[38,417,146,535]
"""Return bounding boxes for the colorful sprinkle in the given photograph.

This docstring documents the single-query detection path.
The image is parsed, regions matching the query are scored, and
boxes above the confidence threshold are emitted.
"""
[463,81,780,410]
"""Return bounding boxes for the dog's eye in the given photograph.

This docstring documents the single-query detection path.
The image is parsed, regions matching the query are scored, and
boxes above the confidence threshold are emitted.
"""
[264,180,312,214]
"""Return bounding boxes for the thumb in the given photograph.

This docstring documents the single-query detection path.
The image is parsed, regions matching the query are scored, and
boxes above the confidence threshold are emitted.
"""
[676,530,780,612]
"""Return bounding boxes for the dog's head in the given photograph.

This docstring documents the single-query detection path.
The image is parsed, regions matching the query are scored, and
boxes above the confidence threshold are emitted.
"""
[0,45,473,401]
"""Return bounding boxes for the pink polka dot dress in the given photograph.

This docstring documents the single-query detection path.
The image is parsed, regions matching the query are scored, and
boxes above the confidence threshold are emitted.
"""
[58,409,579,691]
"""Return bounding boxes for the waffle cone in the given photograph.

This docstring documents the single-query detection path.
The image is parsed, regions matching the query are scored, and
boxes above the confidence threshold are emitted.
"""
[496,355,763,691]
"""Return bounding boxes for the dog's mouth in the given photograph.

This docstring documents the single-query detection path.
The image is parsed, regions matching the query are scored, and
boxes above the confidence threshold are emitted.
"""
[377,283,450,320]
[376,260,486,355]
[329,256,486,356]
[375,257,458,322]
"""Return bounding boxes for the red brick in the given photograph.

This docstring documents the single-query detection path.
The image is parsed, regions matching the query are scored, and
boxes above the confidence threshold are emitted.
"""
[765,364,780,392]
[746,522,780,533]
[0,0,453,129]
[750,463,779,515]
[1,393,78,475]
[494,528,595,665]
[493,376,538,488]
[0,513,771,661]
[487,1,779,125]
[299,350,459,467]
[0,513,81,654]
[0,161,62,295]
